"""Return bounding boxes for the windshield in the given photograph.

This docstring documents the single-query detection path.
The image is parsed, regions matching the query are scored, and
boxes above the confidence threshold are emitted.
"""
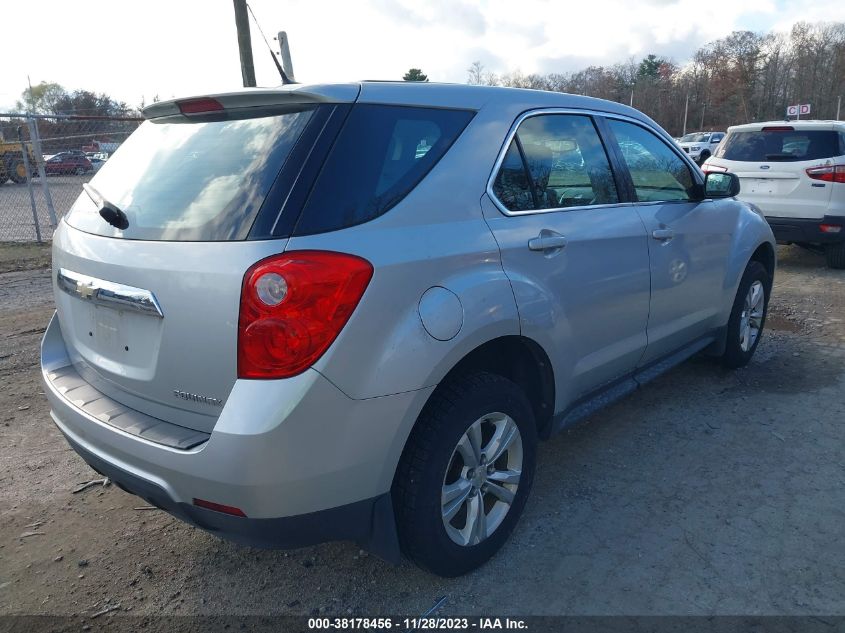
[64,106,316,241]
[717,129,844,162]
[680,133,710,143]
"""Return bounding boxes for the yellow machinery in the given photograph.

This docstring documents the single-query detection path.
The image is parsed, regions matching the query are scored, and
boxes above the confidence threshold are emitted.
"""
[0,130,39,184]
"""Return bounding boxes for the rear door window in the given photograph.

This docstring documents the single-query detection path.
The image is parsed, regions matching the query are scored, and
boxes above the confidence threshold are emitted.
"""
[293,105,474,235]
[717,129,844,162]
[65,106,317,241]
[492,113,619,212]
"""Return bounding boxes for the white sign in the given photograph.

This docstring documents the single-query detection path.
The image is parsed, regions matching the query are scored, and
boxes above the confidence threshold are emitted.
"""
[786,103,811,118]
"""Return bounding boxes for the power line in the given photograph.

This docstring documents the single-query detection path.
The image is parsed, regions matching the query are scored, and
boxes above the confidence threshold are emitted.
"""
[246,2,295,84]
[246,3,276,60]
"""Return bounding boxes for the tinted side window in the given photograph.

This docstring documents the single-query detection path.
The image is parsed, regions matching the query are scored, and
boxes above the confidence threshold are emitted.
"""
[294,105,474,235]
[608,120,695,202]
[492,140,534,212]
[492,114,618,212]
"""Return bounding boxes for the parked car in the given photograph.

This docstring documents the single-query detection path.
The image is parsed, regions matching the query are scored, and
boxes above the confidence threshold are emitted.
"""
[678,131,726,164]
[41,83,775,577]
[703,120,845,268]
[45,153,93,176]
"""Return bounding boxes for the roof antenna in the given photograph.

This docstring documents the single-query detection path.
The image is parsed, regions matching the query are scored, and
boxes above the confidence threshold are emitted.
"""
[246,2,296,84]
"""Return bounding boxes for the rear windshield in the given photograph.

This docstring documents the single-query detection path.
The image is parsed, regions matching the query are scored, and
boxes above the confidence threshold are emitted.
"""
[717,129,844,162]
[64,106,316,241]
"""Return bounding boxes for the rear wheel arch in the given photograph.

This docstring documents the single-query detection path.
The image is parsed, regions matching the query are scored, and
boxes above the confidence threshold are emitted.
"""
[426,335,555,439]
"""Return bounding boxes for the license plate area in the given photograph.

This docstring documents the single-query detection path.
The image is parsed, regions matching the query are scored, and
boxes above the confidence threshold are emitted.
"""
[744,178,776,194]
[59,296,164,381]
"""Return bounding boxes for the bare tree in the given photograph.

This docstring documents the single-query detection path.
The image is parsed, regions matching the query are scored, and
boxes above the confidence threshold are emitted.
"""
[464,21,845,134]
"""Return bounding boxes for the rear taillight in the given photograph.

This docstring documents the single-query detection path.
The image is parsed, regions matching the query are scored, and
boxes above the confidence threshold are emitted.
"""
[806,165,845,183]
[237,251,373,379]
[820,224,842,233]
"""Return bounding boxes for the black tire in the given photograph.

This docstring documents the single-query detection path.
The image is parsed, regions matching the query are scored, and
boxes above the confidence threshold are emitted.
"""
[721,260,771,368]
[825,242,845,269]
[697,151,711,165]
[7,159,26,184]
[392,372,537,577]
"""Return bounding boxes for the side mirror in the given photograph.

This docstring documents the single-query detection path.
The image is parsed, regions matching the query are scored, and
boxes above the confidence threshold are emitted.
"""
[704,172,740,198]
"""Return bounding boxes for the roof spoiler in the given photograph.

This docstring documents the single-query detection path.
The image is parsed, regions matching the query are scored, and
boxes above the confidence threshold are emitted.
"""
[142,84,360,119]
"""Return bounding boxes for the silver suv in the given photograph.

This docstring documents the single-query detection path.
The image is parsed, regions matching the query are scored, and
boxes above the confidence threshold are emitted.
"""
[41,82,775,577]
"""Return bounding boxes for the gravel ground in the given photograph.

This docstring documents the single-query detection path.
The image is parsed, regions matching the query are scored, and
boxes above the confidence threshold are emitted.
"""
[1,244,844,623]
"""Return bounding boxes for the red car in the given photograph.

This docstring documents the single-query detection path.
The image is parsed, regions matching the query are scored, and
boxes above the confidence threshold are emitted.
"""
[45,153,93,176]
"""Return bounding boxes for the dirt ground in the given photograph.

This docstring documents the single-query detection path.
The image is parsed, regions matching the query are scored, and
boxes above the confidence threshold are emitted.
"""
[1,243,844,624]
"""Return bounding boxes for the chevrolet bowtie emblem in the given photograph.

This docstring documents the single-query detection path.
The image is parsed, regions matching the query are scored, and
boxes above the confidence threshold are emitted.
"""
[76,281,96,299]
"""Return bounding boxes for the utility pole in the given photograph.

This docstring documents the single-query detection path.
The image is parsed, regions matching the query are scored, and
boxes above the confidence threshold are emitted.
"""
[233,0,256,87]
[837,96,842,120]
[682,93,689,136]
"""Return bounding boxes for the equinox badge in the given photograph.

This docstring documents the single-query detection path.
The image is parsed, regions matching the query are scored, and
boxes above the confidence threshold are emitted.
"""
[173,390,224,407]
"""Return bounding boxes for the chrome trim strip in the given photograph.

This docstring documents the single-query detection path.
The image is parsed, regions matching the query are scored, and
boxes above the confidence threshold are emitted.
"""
[57,268,164,318]
[485,107,701,217]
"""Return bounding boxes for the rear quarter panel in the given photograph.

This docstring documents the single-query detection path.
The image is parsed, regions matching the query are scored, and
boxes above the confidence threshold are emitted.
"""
[285,102,527,400]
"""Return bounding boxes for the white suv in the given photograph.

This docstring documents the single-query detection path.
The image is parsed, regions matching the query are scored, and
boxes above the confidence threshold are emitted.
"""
[677,131,725,164]
[703,120,845,269]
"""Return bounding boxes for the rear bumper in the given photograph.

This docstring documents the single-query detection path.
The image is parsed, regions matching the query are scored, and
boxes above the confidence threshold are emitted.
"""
[765,215,845,245]
[61,426,396,556]
[41,313,432,559]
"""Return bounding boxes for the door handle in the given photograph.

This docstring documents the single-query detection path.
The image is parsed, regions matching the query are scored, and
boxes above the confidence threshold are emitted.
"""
[651,228,675,241]
[528,230,568,252]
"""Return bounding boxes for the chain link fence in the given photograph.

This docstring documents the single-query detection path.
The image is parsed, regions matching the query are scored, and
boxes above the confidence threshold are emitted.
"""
[0,113,142,242]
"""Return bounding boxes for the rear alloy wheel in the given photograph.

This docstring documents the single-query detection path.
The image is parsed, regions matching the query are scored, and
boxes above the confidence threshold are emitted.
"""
[393,372,537,577]
[722,260,770,368]
[825,242,845,269]
[441,412,523,546]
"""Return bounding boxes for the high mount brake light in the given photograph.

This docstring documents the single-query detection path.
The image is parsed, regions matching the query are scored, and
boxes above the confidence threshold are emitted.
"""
[761,126,794,132]
[238,251,374,379]
[177,98,225,114]
[806,165,845,184]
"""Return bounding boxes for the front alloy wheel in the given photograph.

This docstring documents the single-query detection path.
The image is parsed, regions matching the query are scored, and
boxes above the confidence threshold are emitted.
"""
[441,412,523,547]
[722,260,770,368]
[739,280,765,352]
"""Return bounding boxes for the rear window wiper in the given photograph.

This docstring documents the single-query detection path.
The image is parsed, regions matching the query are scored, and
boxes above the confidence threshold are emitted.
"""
[83,183,129,230]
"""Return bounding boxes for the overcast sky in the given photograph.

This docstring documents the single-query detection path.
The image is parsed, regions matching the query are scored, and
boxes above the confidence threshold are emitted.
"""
[3,0,845,112]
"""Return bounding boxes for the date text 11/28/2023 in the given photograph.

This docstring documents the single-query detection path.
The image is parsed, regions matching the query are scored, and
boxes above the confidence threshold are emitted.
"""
[307,617,528,630]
